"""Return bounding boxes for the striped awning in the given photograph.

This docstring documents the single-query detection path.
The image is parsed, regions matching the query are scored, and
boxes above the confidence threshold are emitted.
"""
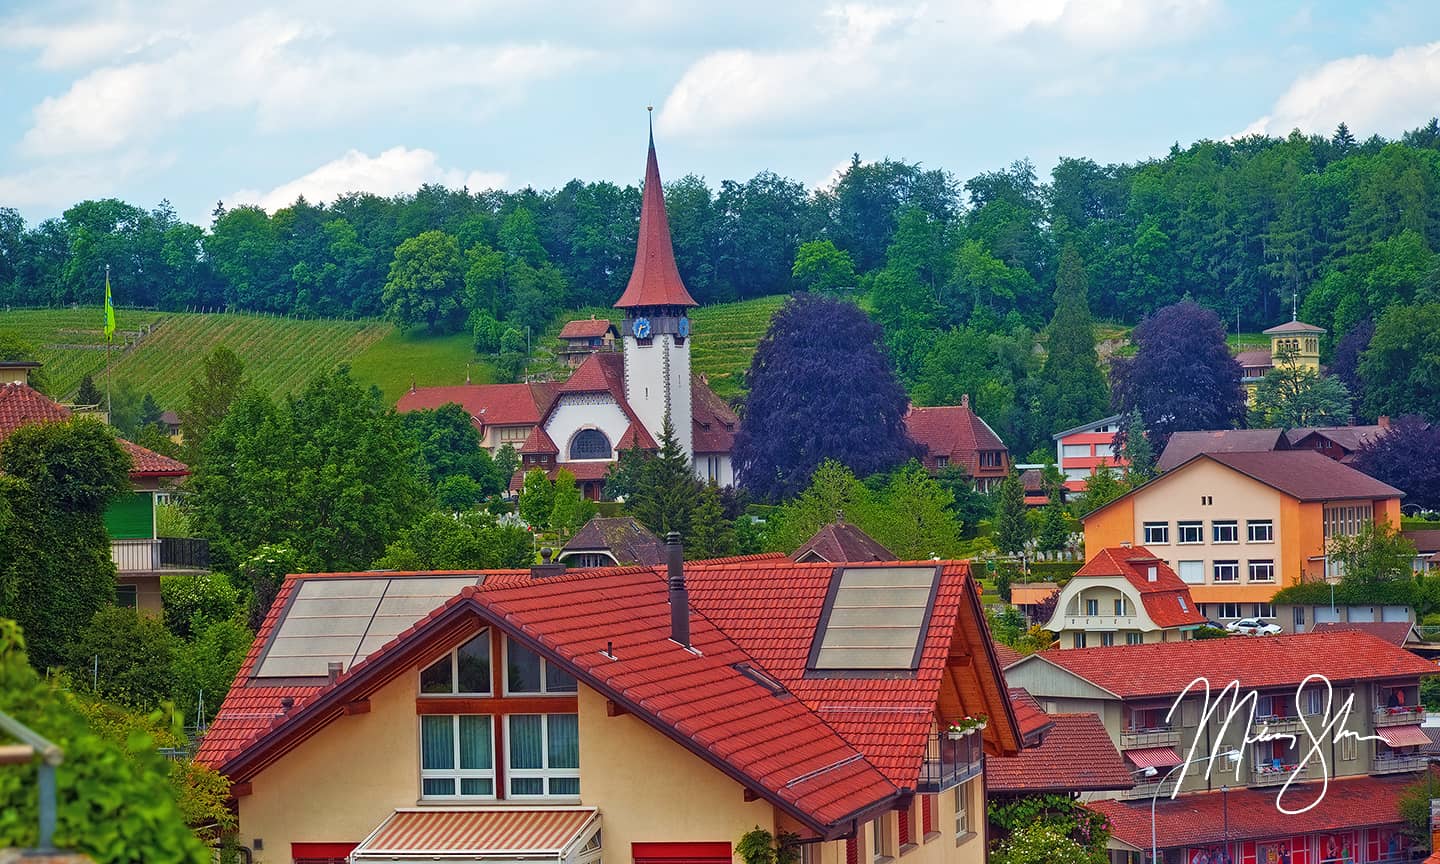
[1377,724,1431,748]
[352,808,599,861]
[1125,746,1183,771]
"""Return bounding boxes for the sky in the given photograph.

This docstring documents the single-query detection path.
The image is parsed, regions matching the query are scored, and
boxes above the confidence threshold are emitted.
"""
[3,0,1440,226]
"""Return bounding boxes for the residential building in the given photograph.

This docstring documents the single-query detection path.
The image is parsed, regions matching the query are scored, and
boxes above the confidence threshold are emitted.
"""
[790,516,894,563]
[1275,602,1415,635]
[1286,421,1390,464]
[399,133,739,495]
[1041,546,1206,648]
[1082,450,1403,620]
[1052,415,1128,492]
[1005,632,1434,861]
[1016,467,1060,508]
[1239,316,1326,404]
[1155,428,1289,472]
[985,708,1133,799]
[1009,582,1059,625]
[198,552,1021,864]
[1310,621,1419,646]
[1405,528,1440,574]
[905,395,1009,491]
[556,516,665,568]
[0,359,41,386]
[556,318,618,367]
[0,379,200,613]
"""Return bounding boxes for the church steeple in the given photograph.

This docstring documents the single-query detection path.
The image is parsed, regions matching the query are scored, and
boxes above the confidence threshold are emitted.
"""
[614,116,698,310]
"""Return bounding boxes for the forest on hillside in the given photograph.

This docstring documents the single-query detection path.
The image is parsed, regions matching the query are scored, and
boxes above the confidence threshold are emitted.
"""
[4,120,1440,453]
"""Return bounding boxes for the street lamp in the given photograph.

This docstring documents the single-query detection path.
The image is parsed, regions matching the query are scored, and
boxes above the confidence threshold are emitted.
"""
[1221,785,1229,859]
[1144,750,1242,864]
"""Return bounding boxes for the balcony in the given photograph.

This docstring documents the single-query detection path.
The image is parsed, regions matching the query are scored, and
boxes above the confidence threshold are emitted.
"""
[1374,706,1425,728]
[1372,753,1429,775]
[1120,779,1165,801]
[917,729,983,793]
[1121,726,1182,749]
[1059,615,1139,630]
[1250,713,1311,736]
[111,539,161,572]
[1250,761,1317,788]
[111,537,210,573]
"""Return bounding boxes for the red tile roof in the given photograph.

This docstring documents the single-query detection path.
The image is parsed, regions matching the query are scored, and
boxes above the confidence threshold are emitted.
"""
[1263,318,1326,334]
[991,642,1024,670]
[558,318,615,340]
[1006,687,1054,743]
[558,351,621,396]
[519,425,559,455]
[1014,631,1436,699]
[1073,546,1205,628]
[691,377,738,454]
[1090,771,1420,849]
[119,438,189,477]
[904,401,1007,474]
[1285,424,1389,452]
[559,516,666,566]
[1310,621,1415,646]
[616,421,658,452]
[987,713,1133,793]
[791,520,894,563]
[204,559,1020,835]
[614,135,697,309]
[395,383,552,427]
[1235,349,1273,368]
[0,383,188,478]
[1406,529,1440,554]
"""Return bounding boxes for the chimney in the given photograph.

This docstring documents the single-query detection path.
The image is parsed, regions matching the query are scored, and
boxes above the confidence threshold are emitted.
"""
[279,696,295,713]
[531,547,566,579]
[667,532,690,648]
[327,662,343,683]
[961,393,970,409]
[1378,415,1391,430]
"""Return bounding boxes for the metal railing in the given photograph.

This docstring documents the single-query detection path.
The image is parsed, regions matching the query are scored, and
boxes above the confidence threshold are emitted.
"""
[111,538,161,571]
[1251,761,1317,787]
[918,729,984,793]
[159,536,210,570]
[0,709,64,852]
[1374,705,1425,728]
[1372,753,1429,775]
[1120,727,1182,749]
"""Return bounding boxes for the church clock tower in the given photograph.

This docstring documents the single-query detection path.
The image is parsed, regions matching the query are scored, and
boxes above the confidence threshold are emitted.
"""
[614,122,698,460]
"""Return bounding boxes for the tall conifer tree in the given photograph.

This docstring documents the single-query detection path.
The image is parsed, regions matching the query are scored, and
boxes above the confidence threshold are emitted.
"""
[1037,244,1108,437]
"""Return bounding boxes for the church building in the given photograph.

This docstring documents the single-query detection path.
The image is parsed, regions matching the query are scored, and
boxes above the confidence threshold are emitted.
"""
[398,131,738,498]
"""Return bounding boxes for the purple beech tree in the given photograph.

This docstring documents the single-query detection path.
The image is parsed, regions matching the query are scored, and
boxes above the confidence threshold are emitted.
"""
[1354,415,1440,512]
[734,294,916,501]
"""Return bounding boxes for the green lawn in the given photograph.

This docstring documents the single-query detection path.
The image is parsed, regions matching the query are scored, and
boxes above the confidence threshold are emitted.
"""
[350,327,494,402]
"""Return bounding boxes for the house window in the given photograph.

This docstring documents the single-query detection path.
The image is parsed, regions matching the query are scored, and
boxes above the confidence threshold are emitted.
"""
[1212,521,1239,543]
[1085,599,1099,616]
[1127,632,1143,645]
[1100,632,1115,647]
[1094,443,1114,458]
[954,779,972,839]
[1114,599,1126,616]
[1253,603,1275,619]
[1248,560,1275,583]
[1324,504,1372,539]
[420,715,495,798]
[1213,561,1240,583]
[1177,522,1203,544]
[898,801,912,848]
[1247,520,1274,543]
[505,636,578,694]
[116,584,138,608]
[1217,603,1241,619]
[978,451,1004,469]
[871,816,893,862]
[1072,632,1087,649]
[420,632,492,695]
[569,429,611,460]
[934,456,948,469]
[1177,561,1204,584]
[922,794,936,838]
[1294,607,1306,627]
[1062,444,1091,459]
[1143,522,1169,545]
[506,714,580,797]
[499,426,530,443]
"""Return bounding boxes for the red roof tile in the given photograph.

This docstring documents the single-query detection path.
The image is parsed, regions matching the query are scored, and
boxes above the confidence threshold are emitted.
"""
[991,642,1024,670]
[616,421,658,452]
[1310,621,1415,647]
[691,377,738,454]
[904,402,1007,474]
[1236,349,1273,368]
[1015,631,1436,699]
[558,318,615,340]
[1090,771,1421,849]
[558,352,621,396]
[395,383,553,427]
[1074,546,1205,628]
[614,135,697,309]
[1006,687,1054,743]
[519,425,559,455]
[791,520,895,563]
[119,438,189,477]
[1285,424,1389,452]
[0,383,188,478]
[1205,450,1403,501]
[987,713,1133,793]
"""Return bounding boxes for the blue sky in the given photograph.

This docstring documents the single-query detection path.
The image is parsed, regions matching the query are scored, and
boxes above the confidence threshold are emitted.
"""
[3,1,1440,226]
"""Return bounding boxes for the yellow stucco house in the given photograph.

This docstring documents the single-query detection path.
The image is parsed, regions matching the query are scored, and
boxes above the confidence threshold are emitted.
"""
[1082,450,1402,624]
[1238,317,1325,404]
[198,547,1021,864]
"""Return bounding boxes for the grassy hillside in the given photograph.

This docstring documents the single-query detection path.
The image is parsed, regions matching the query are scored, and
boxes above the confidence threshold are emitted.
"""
[349,328,493,402]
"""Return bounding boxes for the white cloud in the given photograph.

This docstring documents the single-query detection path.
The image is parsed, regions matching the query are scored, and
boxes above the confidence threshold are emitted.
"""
[0,148,169,211]
[1241,41,1440,138]
[16,10,590,157]
[230,147,507,211]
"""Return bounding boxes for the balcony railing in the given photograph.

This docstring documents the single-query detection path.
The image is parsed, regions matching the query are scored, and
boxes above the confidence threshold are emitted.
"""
[1372,753,1429,775]
[1060,615,1139,630]
[1120,779,1165,801]
[1251,761,1317,787]
[917,729,983,794]
[1374,706,1425,728]
[111,539,161,572]
[159,537,209,570]
[1120,726,1182,749]
[1250,713,1312,736]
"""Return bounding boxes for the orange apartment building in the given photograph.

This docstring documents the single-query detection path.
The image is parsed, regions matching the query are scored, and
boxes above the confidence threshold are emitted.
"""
[1052,415,1129,493]
[1082,450,1402,622]
[198,546,1021,864]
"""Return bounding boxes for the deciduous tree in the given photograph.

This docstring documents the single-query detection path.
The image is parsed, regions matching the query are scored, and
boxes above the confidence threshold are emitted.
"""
[1250,346,1352,428]
[1361,302,1440,421]
[179,346,247,463]
[1353,415,1440,511]
[382,230,466,332]
[791,239,857,294]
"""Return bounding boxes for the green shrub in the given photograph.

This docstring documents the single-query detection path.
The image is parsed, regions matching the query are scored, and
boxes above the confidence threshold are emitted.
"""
[161,572,240,639]
[65,606,179,709]
[155,502,192,538]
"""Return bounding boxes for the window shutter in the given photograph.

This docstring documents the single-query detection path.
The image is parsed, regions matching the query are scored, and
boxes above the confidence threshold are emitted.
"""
[846,837,857,864]
[103,492,154,539]
[921,794,933,835]
[898,808,910,846]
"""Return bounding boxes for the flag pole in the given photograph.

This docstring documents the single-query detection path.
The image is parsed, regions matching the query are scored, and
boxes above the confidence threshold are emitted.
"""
[105,264,112,417]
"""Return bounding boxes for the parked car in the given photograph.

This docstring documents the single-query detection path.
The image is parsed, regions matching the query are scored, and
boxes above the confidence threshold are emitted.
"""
[1225,617,1282,636]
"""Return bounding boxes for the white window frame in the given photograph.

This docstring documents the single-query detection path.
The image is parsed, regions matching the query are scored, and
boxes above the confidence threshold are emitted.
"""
[1100,632,1115,647]
[420,631,493,696]
[1143,522,1169,545]
[1212,521,1239,544]
[1085,598,1099,616]
[1247,520,1274,543]
[953,779,971,840]
[1177,521,1203,544]
[503,635,578,696]
[1126,632,1143,645]
[1072,632,1086,649]
[504,714,580,799]
[1177,560,1204,584]
[1218,602,1241,619]
[1253,603,1275,619]
[1213,561,1240,583]
[1248,560,1275,583]
[420,714,496,800]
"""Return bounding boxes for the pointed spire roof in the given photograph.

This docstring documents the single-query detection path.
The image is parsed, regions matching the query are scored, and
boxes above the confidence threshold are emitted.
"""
[614,123,698,309]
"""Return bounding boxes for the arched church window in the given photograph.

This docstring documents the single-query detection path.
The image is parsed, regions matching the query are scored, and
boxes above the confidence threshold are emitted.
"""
[570,429,611,460]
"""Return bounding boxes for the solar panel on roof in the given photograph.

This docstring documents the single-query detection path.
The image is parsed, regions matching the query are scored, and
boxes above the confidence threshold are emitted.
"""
[810,566,940,672]
[254,575,483,678]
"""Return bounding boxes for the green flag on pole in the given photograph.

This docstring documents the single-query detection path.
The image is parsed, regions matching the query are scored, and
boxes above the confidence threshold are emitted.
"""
[103,266,116,341]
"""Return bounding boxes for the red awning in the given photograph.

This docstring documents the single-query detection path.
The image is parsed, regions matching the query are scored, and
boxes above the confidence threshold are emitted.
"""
[1125,746,1183,771]
[352,809,599,861]
[1377,724,1431,748]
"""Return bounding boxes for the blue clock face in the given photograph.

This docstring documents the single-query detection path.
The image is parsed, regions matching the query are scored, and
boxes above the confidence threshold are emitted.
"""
[632,317,652,339]
[677,316,690,338]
